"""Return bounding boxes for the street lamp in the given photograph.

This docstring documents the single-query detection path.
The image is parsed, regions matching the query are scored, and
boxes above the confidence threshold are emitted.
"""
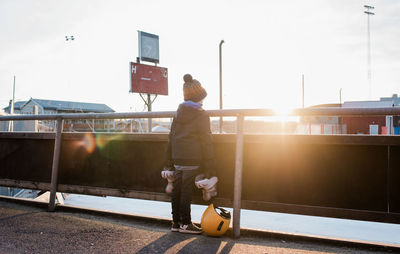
[302,74,305,108]
[219,40,224,133]
[8,76,16,132]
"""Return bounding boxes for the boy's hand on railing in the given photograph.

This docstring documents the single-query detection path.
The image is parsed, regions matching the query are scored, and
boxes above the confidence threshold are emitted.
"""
[195,175,218,201]
[161,168,174,179]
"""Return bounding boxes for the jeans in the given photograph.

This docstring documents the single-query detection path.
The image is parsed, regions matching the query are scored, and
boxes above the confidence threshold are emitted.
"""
[171,166,199,225]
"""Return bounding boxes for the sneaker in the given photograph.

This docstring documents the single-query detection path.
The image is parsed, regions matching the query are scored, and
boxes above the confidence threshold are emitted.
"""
[179,223,203,234]
[171,222,180,232]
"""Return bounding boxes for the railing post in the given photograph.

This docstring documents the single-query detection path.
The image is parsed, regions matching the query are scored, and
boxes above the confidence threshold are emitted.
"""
[48,117,63,212]
[387,145,391,213]
[233,113,244,238]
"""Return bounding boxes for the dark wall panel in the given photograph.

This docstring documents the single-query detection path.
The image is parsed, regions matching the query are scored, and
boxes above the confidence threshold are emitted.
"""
[59,137,167,193]
[0,139,53,182]
[1,133,399,216]
[242,143,388,211]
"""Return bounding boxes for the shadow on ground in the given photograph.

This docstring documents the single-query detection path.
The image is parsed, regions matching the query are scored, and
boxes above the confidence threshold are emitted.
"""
[136,233,234,254]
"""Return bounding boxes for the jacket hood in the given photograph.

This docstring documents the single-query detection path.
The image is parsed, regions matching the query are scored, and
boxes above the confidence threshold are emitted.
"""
[175,102,204,124]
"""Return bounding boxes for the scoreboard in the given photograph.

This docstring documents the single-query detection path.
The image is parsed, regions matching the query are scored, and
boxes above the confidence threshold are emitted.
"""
[129,62,168,95]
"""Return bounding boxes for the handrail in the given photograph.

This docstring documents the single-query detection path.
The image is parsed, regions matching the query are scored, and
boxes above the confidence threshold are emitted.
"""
[1,107,400,121]
[2,106,400,238]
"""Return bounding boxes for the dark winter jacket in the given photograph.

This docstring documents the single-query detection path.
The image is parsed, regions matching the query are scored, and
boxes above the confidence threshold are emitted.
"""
[165,102,216,172]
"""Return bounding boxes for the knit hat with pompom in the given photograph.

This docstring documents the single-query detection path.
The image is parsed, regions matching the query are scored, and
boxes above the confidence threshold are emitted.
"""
[182,74,207,102]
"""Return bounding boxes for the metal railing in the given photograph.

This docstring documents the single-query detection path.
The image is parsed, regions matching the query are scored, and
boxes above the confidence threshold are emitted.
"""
[2,107,400,121]
[1,107,400,238]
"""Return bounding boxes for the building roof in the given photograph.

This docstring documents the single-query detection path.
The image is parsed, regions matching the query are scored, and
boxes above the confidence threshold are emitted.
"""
[342,100,393,108]
[309,103,341,108]
[3,101,28,110]
[4,98,115,113]
[342,94,400,108]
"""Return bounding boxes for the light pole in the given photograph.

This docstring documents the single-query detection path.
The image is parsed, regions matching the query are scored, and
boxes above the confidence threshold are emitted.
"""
[8,76,16,132]
[65,35,75,83]
[219,40,224,133]
[339,88,343,134]
[364,5,374,98]
[302,74,305,108]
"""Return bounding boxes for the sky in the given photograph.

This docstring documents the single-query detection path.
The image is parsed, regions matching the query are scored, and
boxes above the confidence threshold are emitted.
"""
[1,0,399,113]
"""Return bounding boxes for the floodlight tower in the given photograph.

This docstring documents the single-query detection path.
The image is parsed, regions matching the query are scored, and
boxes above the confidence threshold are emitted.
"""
[364,5,374,98]
[65,35,75,41]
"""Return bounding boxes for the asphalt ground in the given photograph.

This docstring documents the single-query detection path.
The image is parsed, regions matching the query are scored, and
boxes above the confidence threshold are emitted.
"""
[0,198,398,254]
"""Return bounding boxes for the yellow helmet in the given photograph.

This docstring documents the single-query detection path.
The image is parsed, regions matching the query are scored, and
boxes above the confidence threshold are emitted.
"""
[201,203,231,237]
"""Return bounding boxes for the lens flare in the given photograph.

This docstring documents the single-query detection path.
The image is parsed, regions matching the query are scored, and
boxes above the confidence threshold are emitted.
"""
[80,133,96,153]
[95,134,109,150]
[77,133,124,155]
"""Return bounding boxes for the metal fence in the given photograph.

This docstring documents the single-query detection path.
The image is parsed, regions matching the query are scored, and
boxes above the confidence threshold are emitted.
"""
[1,107,400,238]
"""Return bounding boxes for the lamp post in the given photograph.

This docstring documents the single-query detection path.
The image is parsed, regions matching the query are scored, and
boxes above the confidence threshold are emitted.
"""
[65,35,75,82]
[8,76,16,132]
[339,88,343,134]
[302,74,305,108]
[219,40,224,133]
[364,5,374,98]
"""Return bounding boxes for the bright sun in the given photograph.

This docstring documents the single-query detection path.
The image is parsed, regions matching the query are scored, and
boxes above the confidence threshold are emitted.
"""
[271,105,298,122]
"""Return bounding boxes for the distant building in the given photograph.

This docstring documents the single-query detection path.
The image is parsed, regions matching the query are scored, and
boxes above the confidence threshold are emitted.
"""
[342,94,400,135]
[297,94,400,135]
[0,111,11,131]
[2,98,115,132]
[4,98,114,114]
[342,94,400,108]
[3,100,27,114]
[297,104,346,135]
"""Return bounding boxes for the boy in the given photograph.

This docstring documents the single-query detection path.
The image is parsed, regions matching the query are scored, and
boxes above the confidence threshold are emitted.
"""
[164,74,216,234]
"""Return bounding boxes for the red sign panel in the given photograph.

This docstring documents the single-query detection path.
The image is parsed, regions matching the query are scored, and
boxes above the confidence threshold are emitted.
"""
[130,62,168,95]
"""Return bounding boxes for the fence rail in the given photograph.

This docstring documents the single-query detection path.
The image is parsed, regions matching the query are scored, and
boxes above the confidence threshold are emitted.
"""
[1,107,400,121]
[1,107,400,238]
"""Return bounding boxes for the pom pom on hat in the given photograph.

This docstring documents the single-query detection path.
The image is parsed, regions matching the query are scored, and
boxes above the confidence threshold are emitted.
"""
[183,74,207,102]
[183,74,193,83]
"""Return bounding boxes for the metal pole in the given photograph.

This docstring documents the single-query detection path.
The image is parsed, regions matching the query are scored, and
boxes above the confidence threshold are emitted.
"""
[219,40,224,133]
[147,94,152,132]
[233,113,244,238]
[12,76,15,111]
[48,118,63,212]
[390,116,393,135]
[339,88,343,134]
[130,119,133,133]
[387,145,390,213]
[302,74,304,108]
[367,13,371,98]
[364,5,374,99]
[9,76,16,132]
[34,105,39,132]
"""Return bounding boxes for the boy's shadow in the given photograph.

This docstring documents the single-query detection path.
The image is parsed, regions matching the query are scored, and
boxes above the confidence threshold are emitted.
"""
[136,232,234,254]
